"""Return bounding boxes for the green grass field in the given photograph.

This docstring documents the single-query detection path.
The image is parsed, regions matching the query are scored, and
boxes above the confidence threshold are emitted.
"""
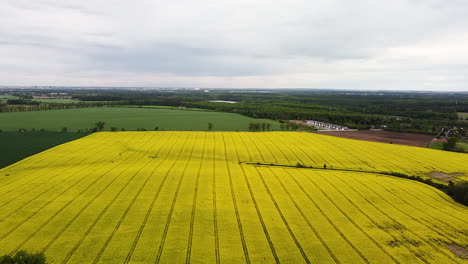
[0,132,90,168]
[0,95,19,102]
[31,98,81,104]
[428,140,468,153]
[458,112,468,120]
[0,107,279,132]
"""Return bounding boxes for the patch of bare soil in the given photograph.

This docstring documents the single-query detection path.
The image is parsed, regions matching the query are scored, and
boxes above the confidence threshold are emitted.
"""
[315,130,434,147]
[427,171,464,182]
[446,244,468,260]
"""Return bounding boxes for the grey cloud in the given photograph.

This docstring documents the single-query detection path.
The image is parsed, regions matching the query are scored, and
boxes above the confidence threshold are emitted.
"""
[88,42,277,76]
[1,0,468,90]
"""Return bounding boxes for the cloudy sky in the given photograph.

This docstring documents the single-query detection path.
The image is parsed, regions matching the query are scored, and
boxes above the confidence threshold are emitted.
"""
[1,0,468,90]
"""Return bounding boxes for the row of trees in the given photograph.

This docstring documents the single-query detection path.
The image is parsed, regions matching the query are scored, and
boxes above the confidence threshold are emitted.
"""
[0,103,108,113]
[248,122,271,132]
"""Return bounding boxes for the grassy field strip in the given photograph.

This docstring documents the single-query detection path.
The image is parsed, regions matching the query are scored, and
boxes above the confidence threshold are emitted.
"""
[0,132,467,263]
[0,107,279,131]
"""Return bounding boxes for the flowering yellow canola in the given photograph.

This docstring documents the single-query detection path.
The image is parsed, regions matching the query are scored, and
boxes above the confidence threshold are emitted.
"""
[0,132,466,263]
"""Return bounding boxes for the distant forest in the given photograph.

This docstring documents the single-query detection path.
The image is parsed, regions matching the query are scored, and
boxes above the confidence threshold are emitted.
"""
[2,88,467,135]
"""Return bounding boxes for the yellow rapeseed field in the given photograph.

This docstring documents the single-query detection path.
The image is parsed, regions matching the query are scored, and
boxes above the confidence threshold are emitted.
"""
[0,131,467,263]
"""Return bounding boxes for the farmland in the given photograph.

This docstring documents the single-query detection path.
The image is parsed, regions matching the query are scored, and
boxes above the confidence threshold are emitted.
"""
[0,132,90,169]
[315,130,434,147]
[0,107,278,132]
[0,131,466,263]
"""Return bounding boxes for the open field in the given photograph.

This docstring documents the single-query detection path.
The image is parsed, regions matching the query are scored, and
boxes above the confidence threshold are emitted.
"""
[0,132,90,169]
[0,95,19,102]
[31,98,81,104]
[315,130,435,147]
[459,112,468,120]
[429,140,468,153]
[0,132,467,263]
[0,107,278,132]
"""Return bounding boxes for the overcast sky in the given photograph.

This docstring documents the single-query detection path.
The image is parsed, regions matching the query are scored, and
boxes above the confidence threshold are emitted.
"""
[1,0,468,91]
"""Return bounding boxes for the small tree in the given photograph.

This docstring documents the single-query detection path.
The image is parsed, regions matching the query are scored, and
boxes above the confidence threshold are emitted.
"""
[61,127,68,132]
[95,121,105,131]
[110,127,118,132]
[154,126,159,131]
[208,122,213,131]
[443,136,458,151]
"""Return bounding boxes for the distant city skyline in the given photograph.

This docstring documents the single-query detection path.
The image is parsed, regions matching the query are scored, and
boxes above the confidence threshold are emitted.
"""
[1,0,468,91]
